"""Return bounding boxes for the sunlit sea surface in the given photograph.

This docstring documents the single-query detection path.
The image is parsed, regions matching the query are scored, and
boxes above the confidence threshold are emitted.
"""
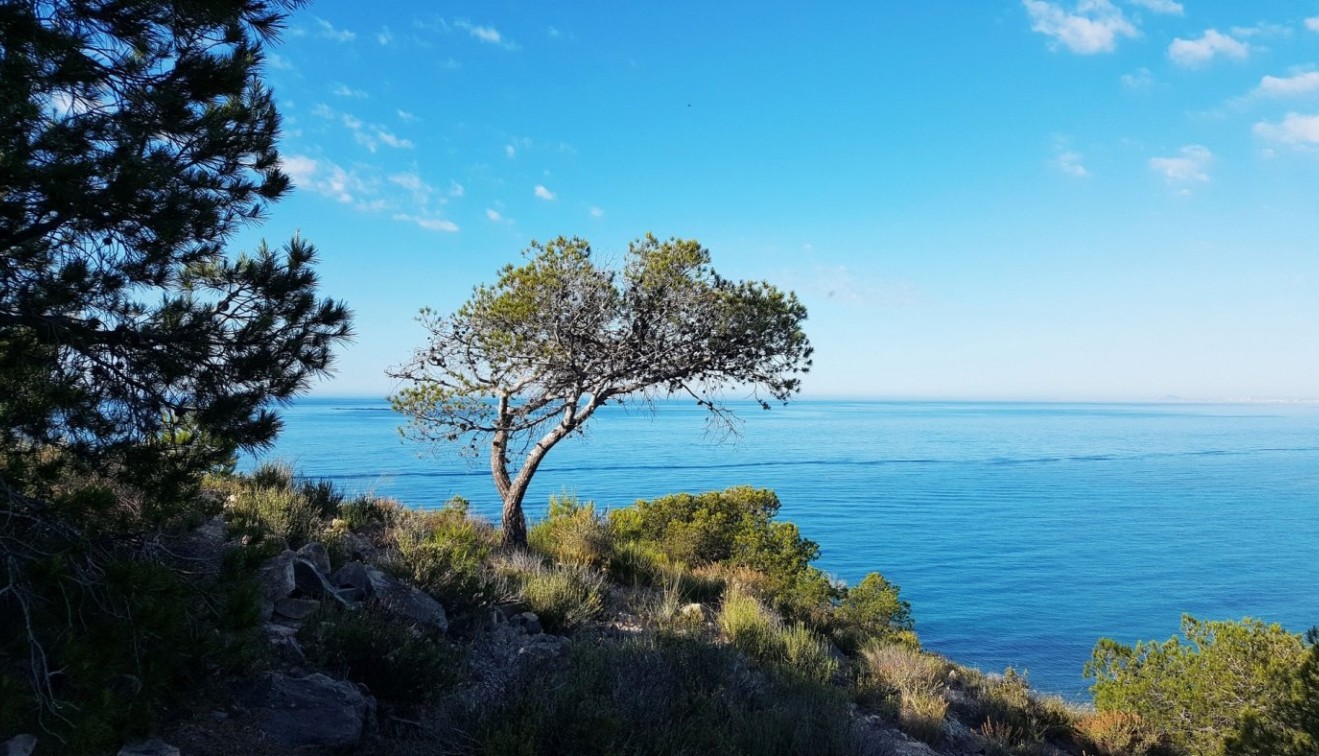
[243,398,1319,699]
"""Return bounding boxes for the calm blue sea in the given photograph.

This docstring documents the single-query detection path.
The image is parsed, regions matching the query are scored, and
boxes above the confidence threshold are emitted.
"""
[244,398,1319,700]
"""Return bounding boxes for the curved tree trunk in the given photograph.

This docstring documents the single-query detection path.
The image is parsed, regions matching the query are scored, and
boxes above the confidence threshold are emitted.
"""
[499,486,529,547]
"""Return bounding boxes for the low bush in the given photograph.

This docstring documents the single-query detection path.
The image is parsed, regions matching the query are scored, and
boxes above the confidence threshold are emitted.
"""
[494,550,606,633]
[719,586,838,684]
[959,667,1080,752]
[830,571,914,653]
[298,605,459,704]
[859,640,950,744]
[528,493,613,568]
[393,496,503,611]
[475,635,859,755]
[225,464,342,548]
[610,487,837,621]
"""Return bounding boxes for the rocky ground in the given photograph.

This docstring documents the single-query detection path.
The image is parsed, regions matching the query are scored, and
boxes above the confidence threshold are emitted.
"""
[1,517,1084,756]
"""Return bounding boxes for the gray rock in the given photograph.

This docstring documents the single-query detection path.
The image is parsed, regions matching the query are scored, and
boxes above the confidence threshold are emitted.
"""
[239,672,375,750]
[274,597,322,620]
[297,542,332,575]
[118,738,180,756]
[293,558,349,606]
[332,560,374,596]
[4,734,37,756]
[332,561,447,633]
[256,550,297,610]
[515,611,542,635]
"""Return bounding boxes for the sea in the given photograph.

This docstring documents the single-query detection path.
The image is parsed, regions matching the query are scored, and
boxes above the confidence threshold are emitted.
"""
[243,397,1319,700]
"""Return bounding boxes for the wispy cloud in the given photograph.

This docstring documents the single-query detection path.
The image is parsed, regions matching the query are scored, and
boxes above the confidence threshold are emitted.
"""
[1121,67,1156,91]
[332,84,368,98]
[397,110,419,123]
[485,208,504,222]
[285,156,458,230]
[314,18,356,43]
[1307,17,1319,33]
[374,130,414,150]
[1168,30,1249,68]
[453,19,519,50]
[1254,113,1319,146]
[267,53,294,71]
[1149,145,1212,186]
[314,103,414,152]
[505,144,516,158]
[534,185,557,201]
[282,155,369,204]
[1022,0,1138,54]
[1055,150,1090,177]
[1252,72,1319,98]
[376,27,394,45]
[589,206,605,218]
[393,213,459,232]
[448,181,465,198]
[1127,0,1182,15]
[1230,22,1291,39]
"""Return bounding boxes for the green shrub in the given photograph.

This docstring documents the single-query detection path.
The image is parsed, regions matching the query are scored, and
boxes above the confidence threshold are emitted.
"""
[225,468,344,548]
[476,635,858,755]
[0,550,264,752]
[529,493,613,568]
[494,550,605,632]
[719,586,838,684]
[1225,627,1319,755]
[610,486,782,566]
[298,605,459,703]
[394,496,502,611]
[517,564,606,633]
[338,493,400,531]
[1085,615,1307,755]
[831,572,914,652]
[610,487,836,620]
[859,640,950,742]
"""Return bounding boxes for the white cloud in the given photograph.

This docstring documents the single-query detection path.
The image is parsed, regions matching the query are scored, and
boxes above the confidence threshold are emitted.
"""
[1055,150,1089,177]
[454,19,518,49]
[448,181,465,198]
[1253,72,1319,98]
[332,84,368,98]
[341,113,363,130]
[1022,0,1138,54]
[1168,29,1249,68]
[1121,67,1156,90]
[486,208,503,221]
[389,172,430,193]
[1127,0,1182,15]
[548,26,562,38]
[1149,145,1212,183]
[589,206,605,218]
[267,54,294,71]
[314,18,356,43]
[505,144,516,158]
[376,27,393,45]
[394,214,459,232]
[397,110,418,123]
[281,155,368,204]
[1230,22,1291,39]
[533,185,556,201]
[1307,17,1319,32]
[375,129,414,149]
[1254,113,1319,145]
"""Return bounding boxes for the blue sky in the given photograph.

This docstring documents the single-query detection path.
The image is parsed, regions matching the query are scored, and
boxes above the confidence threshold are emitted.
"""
[237,1,1319,401]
